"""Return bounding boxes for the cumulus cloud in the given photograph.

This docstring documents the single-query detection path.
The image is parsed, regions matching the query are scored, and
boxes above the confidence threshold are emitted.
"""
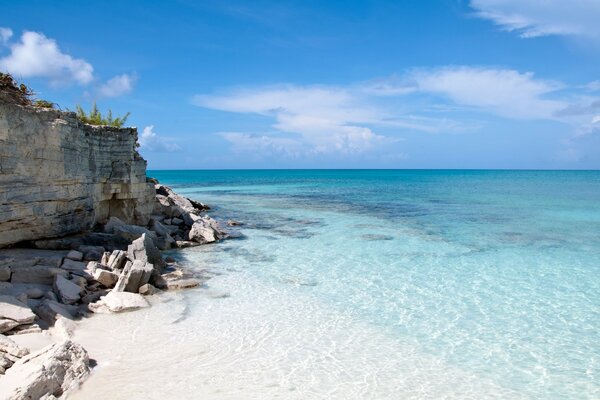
[409,67,565,119]
[0,27,12,45]
[139,125,182,152]
[193,66,598,158]
[194,85,389,154]
[99,73,136,97]
[470,0,600,39]
[0,31,93,85]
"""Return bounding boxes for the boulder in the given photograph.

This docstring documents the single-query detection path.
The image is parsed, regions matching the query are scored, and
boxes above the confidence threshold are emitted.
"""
[61,258,87,273]
[0,295,36,325]
[90,291,150,313]
[6,323,42,335]
[101,251,110,265]
[0,319,19,334]
[93,269,119,288]
[106,250,127,270]
[127,234,166,270]
[174,240,196,248]
[53,276,83,305]
[34,300,78,325]
[171,217,184,225]
[0,340,90,400]
[138,283,158,296]
[114,260,153,293]
[166,278,201,290]
[188,221,218,244]
[0,265,10,282]
[1,354,14,374]
[70,275,88,289]
[150,219,171,237]
[65,250,83,261]
[77,245,105,261]
[181,211,201,227]
[0,334,29,358]
[104,216,158,243]
[10,265,68,285]
[156,232,176,250]
[25,287,44,299]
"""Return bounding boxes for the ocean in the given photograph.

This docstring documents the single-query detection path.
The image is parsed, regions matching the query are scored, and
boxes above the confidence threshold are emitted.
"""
[72,170,600,399]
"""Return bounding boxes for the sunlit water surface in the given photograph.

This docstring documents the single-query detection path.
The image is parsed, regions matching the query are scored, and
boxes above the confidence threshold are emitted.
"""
[71,170,600,399]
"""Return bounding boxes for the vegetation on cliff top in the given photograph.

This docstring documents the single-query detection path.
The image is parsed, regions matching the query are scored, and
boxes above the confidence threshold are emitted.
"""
[75,102,130,128]
[1,72,131,128]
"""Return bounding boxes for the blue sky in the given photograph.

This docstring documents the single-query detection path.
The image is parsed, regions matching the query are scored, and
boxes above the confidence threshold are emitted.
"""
[1,0,600,169]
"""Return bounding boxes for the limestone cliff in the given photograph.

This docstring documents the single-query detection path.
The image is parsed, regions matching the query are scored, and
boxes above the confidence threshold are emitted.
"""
[0,101,156,248]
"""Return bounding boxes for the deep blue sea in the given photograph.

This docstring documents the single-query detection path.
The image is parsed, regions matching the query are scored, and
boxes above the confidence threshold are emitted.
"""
[73,170,600,399]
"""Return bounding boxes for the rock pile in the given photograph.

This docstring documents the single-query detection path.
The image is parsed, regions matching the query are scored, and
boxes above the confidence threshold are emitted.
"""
[0,182,231,384]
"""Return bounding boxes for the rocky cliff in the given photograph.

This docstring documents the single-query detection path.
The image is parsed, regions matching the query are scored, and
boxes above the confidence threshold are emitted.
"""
[0,101,156,248]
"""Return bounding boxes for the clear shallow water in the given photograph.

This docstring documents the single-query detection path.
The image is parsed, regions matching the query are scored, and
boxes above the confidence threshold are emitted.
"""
[73,170,600,399]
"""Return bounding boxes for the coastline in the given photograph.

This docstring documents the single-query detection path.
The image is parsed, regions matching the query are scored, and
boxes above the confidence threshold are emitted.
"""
[0,179,235,398]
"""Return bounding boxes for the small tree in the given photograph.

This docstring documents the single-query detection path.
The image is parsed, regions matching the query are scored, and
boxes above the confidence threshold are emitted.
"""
[75,102,130,128]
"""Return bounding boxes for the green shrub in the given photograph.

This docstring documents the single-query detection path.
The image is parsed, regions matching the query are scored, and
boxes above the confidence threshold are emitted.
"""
[75,102,130,128]
[33,99,55,109]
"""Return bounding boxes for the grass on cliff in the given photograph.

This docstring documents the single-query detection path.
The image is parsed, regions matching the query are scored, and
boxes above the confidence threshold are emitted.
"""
[75,102,130,128]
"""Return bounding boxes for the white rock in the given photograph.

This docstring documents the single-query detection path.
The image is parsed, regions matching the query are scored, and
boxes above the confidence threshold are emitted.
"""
[127,233,166,269]
[0,319,19,334]
[93,291,150,313]
[65,250,83,261]
[113,260,153,293]
[0,340,89,400]
[188,221,217,244]
[0,334,29,357]
[106,250,127,270]
[52,276,83,305]
[0,295,36,325]
[138,283,158,295]
[61,258,86,272]
[10,265,68,285]
[166,278,201,290]
[93,269,119,288]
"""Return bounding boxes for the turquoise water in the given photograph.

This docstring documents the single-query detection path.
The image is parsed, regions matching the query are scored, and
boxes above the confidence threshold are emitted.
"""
[76,170,600,399]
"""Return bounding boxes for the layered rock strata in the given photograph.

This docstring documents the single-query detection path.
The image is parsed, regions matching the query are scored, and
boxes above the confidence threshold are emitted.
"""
[0,100,156,247]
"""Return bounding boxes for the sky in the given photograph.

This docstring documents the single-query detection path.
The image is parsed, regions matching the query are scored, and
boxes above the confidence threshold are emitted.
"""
[1,0,600,169]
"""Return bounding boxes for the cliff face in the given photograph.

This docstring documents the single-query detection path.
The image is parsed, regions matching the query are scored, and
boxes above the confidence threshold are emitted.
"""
[0,101,156,247]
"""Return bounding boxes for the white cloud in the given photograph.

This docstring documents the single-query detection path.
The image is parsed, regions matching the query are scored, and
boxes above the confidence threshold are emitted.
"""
[470,0,600,39]
[193,66,598,158]
[139,125,181,152]
[0,31,93,85]
[99,73,136,97]
[194,85,389,154]
[410,67,564,119]
[0,27,12,45]
[219,132,305,157]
